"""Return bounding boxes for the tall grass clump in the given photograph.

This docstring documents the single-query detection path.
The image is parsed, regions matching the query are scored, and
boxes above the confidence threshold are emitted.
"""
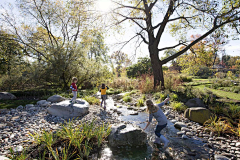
[138,74,161,93]
[11,120,111,159]
[170,102,187,112]
[228,104,240,119]
[123,96,132,102]
[108,77,137,91]
[204,116,230,136]
[164,74,183,90]
[83,96,100,105]
[137,98,144,107]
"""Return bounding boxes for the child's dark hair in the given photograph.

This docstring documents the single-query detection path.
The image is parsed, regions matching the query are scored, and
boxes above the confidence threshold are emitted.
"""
[72,77,78,82]
[101,83,105,89]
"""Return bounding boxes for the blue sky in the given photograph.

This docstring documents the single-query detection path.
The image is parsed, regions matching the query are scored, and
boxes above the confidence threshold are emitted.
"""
[1,0,239,64]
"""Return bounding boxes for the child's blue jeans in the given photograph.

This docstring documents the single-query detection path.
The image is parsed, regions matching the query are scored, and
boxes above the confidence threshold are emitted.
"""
[155,123,167,137]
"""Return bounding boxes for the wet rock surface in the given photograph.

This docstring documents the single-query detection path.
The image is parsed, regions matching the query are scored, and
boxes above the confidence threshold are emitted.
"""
[108,123,147,147]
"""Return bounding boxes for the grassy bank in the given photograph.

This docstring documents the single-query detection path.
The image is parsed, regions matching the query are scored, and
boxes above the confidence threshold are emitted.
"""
[0,100,38,109]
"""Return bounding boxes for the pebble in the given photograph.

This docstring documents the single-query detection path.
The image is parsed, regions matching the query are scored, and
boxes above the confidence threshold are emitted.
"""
[182,135,188,139]
[0,99,120,156]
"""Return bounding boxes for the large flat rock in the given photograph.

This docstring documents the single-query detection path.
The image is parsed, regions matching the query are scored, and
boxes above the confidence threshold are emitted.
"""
[47,99,89,119]
[108,123,147,147]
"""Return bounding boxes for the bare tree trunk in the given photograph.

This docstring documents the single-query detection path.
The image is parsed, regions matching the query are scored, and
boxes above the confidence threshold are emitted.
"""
[150,50,164,89]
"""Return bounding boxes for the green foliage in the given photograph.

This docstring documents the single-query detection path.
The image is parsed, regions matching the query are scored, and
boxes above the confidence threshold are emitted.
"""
[0,100,38,109]
[9,147,28,160]
[228,104,240,119]
[137,98,144,107]
[106,89,122,95]
[153,92,166,101]
[215,72,226,79]
[126,57,168,78]
[83,96,100,105]
[111,51,131,77]
[179,75,192,82]
[170,93,178,101]
[126,57,152,78]
[123,96,132,102]
[209,103,225,115]
[211,80,233,89]
[204,116,229,137]
[170,102,187,112]
[142,94,146,100]
[24,120,111,159]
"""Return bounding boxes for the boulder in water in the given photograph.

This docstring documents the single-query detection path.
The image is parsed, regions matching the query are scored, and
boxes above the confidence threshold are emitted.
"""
[47,99,89,119]
[108,123,147,147]
[184,107,211,124]
[185,98,205,108]
[47,95,66,103]
[0,92,16,100]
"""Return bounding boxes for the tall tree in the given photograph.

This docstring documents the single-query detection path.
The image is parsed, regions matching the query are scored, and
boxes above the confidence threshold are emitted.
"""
[111,51,131,77]
[112,0,240,88]
[0,0,108,89]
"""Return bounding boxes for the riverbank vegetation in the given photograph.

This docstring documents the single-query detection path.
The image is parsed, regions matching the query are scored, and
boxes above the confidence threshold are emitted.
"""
[9,120,111,160]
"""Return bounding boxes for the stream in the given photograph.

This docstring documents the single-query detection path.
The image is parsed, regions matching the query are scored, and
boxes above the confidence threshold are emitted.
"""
[97,96,212,160]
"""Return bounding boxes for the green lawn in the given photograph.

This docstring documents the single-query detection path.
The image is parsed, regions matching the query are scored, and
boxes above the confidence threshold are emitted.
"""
[195,85,240,101]
[0,99,38,109]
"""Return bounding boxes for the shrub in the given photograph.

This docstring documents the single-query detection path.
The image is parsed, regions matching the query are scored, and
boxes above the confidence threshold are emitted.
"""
[138,74,155,93]
[170,102,187,112]
[123,96,132,102]
[137,98,144,107]
[179,75,192,82]
[227,71,233,79]
[209,104,225,115]
[204,115,230,137]
[108,77,138,91]
[164,74,183,90]
[83,96,100,105]
[215,72,226,79]
[228,104,240,119]
[170,93,178,101]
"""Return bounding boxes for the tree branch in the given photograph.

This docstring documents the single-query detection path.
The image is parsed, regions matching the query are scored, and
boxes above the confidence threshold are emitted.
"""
[158,41,186,52]
[155,0,176,45]
[137,31,149,44]
[161,26,218,64]
[113,1,144,11]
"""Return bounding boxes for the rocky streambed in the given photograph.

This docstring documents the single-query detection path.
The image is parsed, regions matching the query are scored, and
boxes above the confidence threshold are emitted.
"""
[0,93,240,160]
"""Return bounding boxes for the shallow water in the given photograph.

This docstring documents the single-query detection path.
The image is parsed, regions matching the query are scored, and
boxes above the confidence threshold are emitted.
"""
[98,97,210,160]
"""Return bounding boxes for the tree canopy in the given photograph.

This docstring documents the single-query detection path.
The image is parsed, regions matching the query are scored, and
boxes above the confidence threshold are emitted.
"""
[112,0,240,87]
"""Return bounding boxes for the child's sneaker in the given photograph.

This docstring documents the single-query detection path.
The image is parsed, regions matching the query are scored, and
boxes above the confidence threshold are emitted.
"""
[70,101,72,103]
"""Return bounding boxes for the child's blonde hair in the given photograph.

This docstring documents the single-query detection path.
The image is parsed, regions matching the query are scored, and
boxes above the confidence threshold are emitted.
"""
[72,77,78,82]
[146,99,159,113]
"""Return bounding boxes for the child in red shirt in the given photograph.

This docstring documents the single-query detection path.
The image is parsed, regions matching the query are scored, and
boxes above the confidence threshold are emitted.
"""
[70,77,78,103]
